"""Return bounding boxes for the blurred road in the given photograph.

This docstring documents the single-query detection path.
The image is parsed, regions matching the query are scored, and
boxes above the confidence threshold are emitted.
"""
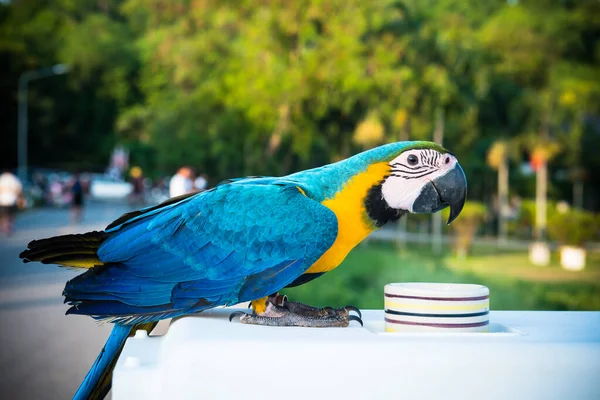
[0,201,133,400]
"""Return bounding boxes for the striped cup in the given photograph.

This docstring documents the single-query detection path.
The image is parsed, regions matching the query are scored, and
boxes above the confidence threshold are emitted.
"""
[384,283,490,333]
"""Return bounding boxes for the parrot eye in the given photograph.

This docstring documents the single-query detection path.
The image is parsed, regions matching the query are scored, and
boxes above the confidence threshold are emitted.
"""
[407,154,419,166]
[445,156,450,165]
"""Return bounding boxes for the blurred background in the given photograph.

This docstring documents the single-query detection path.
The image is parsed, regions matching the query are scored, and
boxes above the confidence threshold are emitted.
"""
[0,0,599,398]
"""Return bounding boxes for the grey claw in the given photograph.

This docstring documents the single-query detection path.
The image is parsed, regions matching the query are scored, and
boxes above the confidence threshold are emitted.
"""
[229,311,247,322]
[347,314,363,327]
[345,306,362,319]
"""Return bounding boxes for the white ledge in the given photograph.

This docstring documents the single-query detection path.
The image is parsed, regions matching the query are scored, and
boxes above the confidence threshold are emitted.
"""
[114,309,600,400]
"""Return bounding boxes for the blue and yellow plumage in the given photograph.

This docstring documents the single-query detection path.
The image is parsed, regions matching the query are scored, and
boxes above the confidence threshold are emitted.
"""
[20,141,467,399]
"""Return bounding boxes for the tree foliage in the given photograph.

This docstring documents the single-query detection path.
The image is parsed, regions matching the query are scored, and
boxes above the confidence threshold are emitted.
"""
[1,0,599,208]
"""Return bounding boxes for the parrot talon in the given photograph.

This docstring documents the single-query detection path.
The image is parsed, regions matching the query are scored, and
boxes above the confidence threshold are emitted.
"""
[255,295,362,326]
[347,314,363,327]
[228,311,248,322]
[345,306,362,319]
[277,299,362,319]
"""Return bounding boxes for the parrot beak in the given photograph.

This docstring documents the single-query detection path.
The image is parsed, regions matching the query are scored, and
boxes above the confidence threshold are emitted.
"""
[411,163,467,225]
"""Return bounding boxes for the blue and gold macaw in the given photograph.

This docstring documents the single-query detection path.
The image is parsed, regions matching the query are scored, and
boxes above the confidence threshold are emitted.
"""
[20,141,466,399]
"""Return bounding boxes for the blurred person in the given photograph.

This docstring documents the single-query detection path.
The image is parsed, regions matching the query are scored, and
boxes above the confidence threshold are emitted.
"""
[33,173,48,206]
[194,174,208,192]
[128,166,146,206]
[149,176,170,203]
[0,170,23,235]
[49,174,64,206]
[169,166,194,198]
[70,172,85,224]
[106,166,121,181]
[508,195,522,221]
[81,173,92,195]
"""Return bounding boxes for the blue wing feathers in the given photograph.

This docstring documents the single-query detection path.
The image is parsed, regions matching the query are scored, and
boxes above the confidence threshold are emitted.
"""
[65,181,338,323]
[237,259,305,301]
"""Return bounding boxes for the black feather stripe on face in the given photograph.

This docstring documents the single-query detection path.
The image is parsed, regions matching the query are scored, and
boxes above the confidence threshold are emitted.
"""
[364,178,406,227]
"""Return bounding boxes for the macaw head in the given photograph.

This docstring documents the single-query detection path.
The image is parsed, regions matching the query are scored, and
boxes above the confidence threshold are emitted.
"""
[365,142,467,226]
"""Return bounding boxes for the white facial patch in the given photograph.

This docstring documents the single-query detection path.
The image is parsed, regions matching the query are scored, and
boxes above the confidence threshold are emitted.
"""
[381,149,457,211]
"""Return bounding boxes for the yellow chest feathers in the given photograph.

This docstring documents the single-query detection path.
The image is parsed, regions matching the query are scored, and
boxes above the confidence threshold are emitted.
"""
[306,162,391,274]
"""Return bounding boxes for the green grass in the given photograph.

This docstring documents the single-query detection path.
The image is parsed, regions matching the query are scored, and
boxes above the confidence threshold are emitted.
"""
[282,241,600,311]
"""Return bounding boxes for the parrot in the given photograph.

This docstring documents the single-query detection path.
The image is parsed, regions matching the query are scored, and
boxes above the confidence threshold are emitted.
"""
[20,141,467,399]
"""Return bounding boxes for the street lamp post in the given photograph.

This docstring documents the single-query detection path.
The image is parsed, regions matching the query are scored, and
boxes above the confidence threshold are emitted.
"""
[18,64,70,182]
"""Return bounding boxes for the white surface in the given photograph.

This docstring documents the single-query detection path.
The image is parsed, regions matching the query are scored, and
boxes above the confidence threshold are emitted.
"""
[113,310,600,400]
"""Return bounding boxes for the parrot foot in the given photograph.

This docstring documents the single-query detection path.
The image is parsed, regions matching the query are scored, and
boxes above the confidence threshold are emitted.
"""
[228,302,363,327]
[265,293,362,318]
[281,300,362,319]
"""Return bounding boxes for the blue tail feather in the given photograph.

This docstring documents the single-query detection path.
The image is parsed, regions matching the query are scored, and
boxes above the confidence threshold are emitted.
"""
[72,324,132,400]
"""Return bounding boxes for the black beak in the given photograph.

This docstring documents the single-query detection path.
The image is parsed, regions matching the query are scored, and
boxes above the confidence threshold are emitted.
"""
[411,163,467,225]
